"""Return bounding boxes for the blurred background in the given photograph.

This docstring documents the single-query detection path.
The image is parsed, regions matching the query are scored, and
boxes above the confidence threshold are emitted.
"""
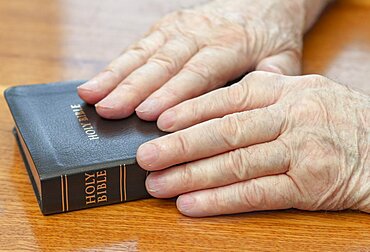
[0,0,369,94]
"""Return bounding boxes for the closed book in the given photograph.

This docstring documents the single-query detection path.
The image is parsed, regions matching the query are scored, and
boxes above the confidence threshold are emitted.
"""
[4,80,165,215]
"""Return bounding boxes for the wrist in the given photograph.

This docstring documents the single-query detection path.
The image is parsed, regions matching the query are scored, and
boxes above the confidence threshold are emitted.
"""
[303,0,334,32]
[205,0,308,33]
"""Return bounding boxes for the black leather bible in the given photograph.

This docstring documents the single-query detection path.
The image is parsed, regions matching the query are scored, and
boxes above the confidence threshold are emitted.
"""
[5,80,166,215]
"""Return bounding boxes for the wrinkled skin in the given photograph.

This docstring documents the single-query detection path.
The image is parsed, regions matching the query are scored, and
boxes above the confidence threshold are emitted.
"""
[78,0,305,120]
[136,72,370,217]
[77,0,370,217]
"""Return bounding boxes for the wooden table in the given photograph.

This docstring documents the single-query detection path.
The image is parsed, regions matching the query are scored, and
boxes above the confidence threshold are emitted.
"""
[0,0,369,251]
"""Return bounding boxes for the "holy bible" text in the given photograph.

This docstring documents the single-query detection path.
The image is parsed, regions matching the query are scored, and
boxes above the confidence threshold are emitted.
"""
[85,170,108,205]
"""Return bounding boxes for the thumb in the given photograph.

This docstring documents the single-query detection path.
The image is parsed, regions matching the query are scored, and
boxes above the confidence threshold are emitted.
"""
[256,50,302,76]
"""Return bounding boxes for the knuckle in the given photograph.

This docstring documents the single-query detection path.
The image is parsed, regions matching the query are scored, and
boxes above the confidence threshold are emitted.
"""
[242,71,281,93]
[225,84,247,111]
[115,78,146,100]
[160,85,183,101]
[130,39,151,53]
[175,133,190,157]
[217,115,241,148]
[183,61,211,83]
[309,74,327,83]
[102,67,121,81]
[227,149,250,181]
[243,71,265,82]
[263,106,284,135]
[263,106,279,124]
[245,70,283,84]
[276,138,291,170]
[179,163,194,189]
[303,74,331,88]
[188,100,203,122]
[239,180,266,209]
[149,55,178,76]
[209,189,229,212]
[285,90,331,124]
[119,83,143,100]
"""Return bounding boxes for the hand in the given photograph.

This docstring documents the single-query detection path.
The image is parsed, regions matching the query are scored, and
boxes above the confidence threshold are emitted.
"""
[137,72,370,217]
[78,0,307,120]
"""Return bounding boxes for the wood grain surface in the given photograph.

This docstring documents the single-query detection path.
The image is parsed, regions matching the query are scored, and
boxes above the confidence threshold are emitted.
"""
[0,0,369,251]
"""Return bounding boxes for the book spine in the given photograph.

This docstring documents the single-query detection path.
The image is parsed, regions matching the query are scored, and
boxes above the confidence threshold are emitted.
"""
[41,164,150,215]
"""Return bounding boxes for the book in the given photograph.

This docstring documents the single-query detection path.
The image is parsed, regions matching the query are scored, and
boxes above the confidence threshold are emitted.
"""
[4,80,166,215]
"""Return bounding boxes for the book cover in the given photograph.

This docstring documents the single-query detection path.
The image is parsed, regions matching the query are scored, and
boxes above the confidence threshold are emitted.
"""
[4,80,166,215]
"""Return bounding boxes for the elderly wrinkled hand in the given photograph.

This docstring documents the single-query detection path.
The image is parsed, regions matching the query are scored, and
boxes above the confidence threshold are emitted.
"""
[78,0,306,120]
[136,72,370,217]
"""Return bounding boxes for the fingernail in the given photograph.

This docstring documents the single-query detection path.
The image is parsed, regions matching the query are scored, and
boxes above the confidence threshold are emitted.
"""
[79,70,116,91]
[95,103,114,110]
[78,79,99,91]
[177,195,195,212]
[95,98,115,110]
[146,175,165,193]
[136,98,160,114]
[157,110,176,130]
[138,143,159,166]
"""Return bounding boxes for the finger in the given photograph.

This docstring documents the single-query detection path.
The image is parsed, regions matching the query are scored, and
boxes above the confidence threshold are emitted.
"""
[157,71,285,131]
[135,47,245,121]
[77,31,166,104]
[176,174,297,217]
[146,139,290,198]
[95,38,198,119]
[137,104,285,171]
[256,50,302,76]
